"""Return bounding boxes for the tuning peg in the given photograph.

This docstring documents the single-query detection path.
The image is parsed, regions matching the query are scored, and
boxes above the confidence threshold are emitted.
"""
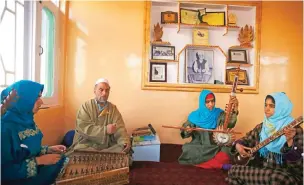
[237,88,243,92]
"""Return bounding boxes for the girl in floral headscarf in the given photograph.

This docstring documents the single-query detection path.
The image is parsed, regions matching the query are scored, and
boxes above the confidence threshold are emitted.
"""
[227,92,303,185]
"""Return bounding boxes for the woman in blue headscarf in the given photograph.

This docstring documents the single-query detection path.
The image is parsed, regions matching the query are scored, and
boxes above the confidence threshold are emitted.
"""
[227,92,303,185]
[178,89,239,169]
[1,80,68,185]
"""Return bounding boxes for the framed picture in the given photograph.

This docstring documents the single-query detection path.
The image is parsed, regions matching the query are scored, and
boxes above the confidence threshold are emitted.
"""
[185,49,214,84]
[226,68,249,85]
[193,29,209,45]
[202,12,226,26]
[228,49,248,63]
[149,62,167,82]
[180,8,199,24]
[161,11,178,24]
[151,45,175,60]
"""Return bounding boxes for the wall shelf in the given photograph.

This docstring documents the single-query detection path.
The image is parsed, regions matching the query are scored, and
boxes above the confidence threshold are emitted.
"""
[151,41,171,46]
[142,1,261,94]
[226,63,253,67]
[162,23,240,29]
[150,59,178,63]
[229,45,253,49]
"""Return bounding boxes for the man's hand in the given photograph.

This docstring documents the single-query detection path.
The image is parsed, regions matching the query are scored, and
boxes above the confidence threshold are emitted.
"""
[36,154,61,165]
[107,123,117,134]
[48,145,66,154]
[122,143,131,153]
[284,127,296,147]
[184,126,193,134]
[236,143,251,157]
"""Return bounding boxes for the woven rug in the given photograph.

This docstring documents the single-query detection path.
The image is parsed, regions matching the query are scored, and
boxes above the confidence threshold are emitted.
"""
[129,161,228,185]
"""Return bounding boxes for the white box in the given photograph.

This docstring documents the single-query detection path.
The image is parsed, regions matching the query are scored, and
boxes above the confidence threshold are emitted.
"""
[132,135,161,162]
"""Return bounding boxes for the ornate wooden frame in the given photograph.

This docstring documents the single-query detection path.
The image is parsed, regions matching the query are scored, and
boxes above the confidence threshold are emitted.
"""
[141,1,262,94]
[56,150,129,185]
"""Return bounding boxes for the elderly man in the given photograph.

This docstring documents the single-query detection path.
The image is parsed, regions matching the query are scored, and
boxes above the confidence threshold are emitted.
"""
[71,78,131,161]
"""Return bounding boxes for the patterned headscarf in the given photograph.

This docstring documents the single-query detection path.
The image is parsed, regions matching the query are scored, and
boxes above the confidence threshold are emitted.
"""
[259,92,294,164]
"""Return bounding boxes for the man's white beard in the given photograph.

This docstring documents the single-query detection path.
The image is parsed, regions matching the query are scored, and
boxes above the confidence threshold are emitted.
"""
[96,97,106,103]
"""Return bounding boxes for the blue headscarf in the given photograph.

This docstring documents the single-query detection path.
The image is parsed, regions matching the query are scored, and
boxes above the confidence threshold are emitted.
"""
[1,80,44,128]
[259,92,294,164]
[188,90,223,129]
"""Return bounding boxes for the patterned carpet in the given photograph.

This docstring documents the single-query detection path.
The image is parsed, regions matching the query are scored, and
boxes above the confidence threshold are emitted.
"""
[128,144,228,185]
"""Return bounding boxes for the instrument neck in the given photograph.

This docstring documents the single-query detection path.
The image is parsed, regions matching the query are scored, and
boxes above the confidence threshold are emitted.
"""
[223,72,238,129]
[251,118,303,154]
[223,95,236,129]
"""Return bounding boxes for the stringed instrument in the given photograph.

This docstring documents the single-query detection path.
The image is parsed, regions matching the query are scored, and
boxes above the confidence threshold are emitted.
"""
[232,116,303,166]
[1,89,18,115]
[162,67,243,138]
[212,66,243,146]
[56,150,129,185]
[162,125,242,135]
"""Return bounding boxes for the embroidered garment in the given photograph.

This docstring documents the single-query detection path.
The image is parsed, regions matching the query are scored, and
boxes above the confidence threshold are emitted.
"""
[1,80,66,185]
[71,99,133,165]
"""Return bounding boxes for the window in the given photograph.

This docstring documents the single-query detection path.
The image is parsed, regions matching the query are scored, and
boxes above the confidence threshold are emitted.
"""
[0,0,60,106]
[39,7,56,98]
[0,0,24,91]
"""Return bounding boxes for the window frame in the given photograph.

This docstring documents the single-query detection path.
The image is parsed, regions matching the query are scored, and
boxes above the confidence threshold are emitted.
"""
[34,1,60,106]
[1,1,61,106]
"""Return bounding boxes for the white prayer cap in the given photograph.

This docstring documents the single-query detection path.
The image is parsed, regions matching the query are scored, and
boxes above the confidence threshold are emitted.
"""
[95,78,110,86]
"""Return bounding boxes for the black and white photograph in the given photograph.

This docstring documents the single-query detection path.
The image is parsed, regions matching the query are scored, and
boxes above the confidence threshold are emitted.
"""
[151,45,175,60]
[149,62,167,82]
[185,49,214,84]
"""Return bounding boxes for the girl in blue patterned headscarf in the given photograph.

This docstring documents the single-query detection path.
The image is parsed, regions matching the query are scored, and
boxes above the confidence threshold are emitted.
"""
[188,89,223,129]
[1,80,67,185]
[259,92,294,164]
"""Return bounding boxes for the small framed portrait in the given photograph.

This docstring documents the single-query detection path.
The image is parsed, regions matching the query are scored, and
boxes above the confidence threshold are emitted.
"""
[151,45,175,60]
[226,68,249,85]
[185,48,214,84]
[149,62,167,82]
[161,11,178,24]
[228,49,248,63]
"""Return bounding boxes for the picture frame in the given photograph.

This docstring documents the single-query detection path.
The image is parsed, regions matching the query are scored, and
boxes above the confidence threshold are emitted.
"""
[202,12,226,26]
[185,48,214,84]
[192,29,209,45]
[151,45,175,60]
[161,11,178,24]
[149,62,167,82]
[228,49,248,63]
[225,68,249,85]
[180,8,199,24]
